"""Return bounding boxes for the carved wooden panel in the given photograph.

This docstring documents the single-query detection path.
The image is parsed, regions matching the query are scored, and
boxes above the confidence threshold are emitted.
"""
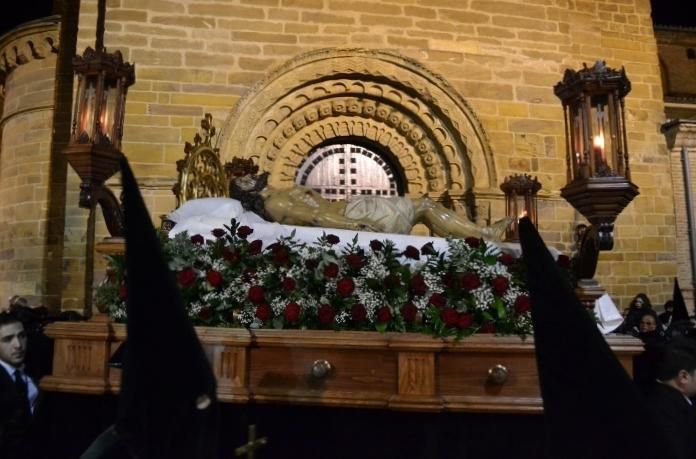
[397,352,435,396]
[41,323,645,413]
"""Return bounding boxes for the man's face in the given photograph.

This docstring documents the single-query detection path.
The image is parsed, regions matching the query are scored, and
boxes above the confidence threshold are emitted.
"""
[0,321,27,367]
[680,369,696,398]
[639,315,657,333]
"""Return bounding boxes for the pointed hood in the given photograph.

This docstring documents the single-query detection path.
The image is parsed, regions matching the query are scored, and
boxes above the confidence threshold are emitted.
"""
[518,217,674,459]
[116,158,219,458]
[670,277,690,323]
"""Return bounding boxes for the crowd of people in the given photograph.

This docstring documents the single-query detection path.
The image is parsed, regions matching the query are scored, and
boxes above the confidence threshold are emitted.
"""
[614,291,693,344]
[606,288,696,457]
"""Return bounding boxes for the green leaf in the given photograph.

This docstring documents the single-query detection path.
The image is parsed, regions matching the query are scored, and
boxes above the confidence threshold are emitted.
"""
[495,298,507,319]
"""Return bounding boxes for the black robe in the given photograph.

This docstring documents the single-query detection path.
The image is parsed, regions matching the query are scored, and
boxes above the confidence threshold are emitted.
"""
[646,383,696,459]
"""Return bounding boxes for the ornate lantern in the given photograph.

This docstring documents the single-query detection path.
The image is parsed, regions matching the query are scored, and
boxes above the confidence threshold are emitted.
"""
[500,174,541,242]
[554,60,639,307]
[63,47,135,215]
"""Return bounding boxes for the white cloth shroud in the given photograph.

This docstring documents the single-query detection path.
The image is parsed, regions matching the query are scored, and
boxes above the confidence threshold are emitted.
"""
[166,197,561,261]
[595,293,623,334]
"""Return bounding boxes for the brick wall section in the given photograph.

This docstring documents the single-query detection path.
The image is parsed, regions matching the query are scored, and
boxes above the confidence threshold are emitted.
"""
[66,0,676,309]
[0,57,56,304]
[664,121,696,314]
[656,28,696,313]
[655,27,696,96]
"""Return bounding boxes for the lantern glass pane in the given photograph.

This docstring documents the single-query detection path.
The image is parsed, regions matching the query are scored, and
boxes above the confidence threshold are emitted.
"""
[78,76,99,141]
[590,94,612,172]
[100,78,119,143]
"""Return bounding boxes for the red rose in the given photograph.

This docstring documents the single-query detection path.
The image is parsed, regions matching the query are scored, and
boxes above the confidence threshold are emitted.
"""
[491,276,509,295]
[177,267,197,287]
[336,277,355,297]
[237,226,254,239]
[272,246,290,266]
[282,277,296,292]
[428,292,447,308]
[351,304,367,323]
[345,254,363,270]
[461,272,481,291]
[457,313,474,329]
[284,302,300,323]
[403,245,420,260]
[248,239,263,255]
[377,306,393,323]
[464,237,480,248]
[248,285,265,304]
[410,274,427,296]
[498,253,515,266]
[318,304,335,326]
[325,234,340,245]
[369,240,384,251]
[255,303,272,322]
[242,268,257,282]
[514,295,531,314]
[190,234,205,245]
[118,285,127,301]
[211,228,226,238]
[480,322,496,333]
[198,307,212,320]
[442,272,456,289]
[206,270,223,288]
[420,242,436,256]
[441,307,459,327]
[401,303,418,322]
[223,248,240,263]
[323,263,339,279]
[556,254,571,268]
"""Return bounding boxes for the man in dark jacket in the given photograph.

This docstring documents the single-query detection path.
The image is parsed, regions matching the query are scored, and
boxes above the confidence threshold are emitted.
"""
[646,339,696,459]
[0,310,39,458]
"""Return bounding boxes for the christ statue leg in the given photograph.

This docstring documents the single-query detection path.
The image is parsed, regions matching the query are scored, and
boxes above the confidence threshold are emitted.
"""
[411,197,512,241]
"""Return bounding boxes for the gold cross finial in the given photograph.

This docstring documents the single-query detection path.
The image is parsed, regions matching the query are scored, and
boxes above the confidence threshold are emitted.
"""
[235,424,267,459]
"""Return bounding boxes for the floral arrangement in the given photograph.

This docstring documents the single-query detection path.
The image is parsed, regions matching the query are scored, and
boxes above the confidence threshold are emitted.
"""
[95,220,571,339]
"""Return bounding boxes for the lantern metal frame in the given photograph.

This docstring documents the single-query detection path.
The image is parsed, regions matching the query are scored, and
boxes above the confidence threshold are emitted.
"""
[554,60,639,307]
[500,174,541,242]
[63,47,135,236]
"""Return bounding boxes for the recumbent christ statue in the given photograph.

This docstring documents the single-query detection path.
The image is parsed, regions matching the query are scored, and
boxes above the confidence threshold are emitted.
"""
[228,171,513,242]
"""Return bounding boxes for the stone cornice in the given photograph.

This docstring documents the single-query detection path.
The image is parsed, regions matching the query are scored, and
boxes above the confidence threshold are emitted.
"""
[0,16,61,85]
[661,119,696,150]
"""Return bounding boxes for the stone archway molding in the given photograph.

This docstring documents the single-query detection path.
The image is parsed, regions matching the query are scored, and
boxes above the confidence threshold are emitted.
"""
[218,48,497,198]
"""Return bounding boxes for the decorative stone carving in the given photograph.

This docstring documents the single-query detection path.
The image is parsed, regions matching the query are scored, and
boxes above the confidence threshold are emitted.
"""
[219,48,498,205]
[0,18,60,89]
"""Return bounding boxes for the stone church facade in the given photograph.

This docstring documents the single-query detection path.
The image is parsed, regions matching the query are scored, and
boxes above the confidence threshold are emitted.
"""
[0,0,694,314]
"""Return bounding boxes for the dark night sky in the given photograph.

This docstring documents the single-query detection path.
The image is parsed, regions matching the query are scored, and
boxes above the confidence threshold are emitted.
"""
[0,1,694,40]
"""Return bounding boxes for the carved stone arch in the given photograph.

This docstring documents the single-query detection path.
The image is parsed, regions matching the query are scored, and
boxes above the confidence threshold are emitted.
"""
[218,48,497,200]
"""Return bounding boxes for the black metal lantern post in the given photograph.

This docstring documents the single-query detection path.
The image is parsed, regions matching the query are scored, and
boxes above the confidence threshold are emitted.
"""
[62,46,135,315]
